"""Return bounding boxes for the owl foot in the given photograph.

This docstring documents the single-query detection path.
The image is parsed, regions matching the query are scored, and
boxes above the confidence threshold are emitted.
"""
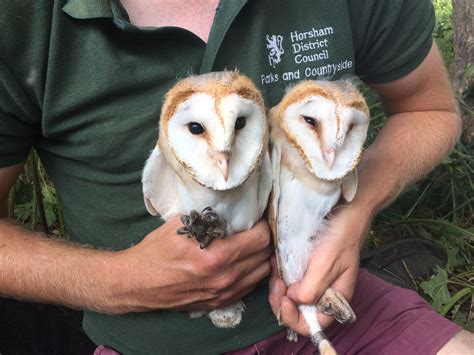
[189,310,207,319]
[317,288,356,324]
[276,307,286,326]
[309,331,337,355]
[286,328,298,342]
[317,336,337,355]
[208,301,245,328]
[177,207,227,249]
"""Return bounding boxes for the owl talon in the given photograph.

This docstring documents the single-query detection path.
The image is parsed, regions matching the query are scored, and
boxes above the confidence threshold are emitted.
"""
[199,235,212,249]
[177,207,227,249]
[208,302,245,328]
[176,226,189,235]
[276,307,284,326]
[286,328,298,342]
[317,288,356,324]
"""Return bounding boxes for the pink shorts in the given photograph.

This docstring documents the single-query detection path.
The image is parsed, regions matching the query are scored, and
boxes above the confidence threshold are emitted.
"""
[95,269,461,355]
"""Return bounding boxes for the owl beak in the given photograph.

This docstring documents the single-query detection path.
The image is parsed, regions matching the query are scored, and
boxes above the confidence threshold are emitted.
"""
[215,152,230,181]
[323,148,336,169]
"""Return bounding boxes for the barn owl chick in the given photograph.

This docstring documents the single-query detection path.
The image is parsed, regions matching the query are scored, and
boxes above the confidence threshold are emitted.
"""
[269,80,370,354]
[142,71,272,328]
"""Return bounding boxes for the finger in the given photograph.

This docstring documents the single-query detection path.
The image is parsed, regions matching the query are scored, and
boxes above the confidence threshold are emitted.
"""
[268,277,286,318]
[209,260,271,308]
[287,252,337,305]
[316,311,335,330]
[268,254,281,287]
[268,256,287,316]
[172,250,271,310]
[210,220,270,262]
[233,246,272,281]
[185,278,260,311]
[231,258,271,293]
[330,265,359,302]
[280,296,310,337]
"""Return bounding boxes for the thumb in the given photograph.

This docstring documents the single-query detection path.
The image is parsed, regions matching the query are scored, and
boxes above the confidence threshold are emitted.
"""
[287,252,336,305]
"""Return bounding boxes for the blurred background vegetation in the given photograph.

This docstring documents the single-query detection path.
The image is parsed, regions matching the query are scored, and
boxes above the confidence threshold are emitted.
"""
[6,0,473,330]
[364,0,473,330]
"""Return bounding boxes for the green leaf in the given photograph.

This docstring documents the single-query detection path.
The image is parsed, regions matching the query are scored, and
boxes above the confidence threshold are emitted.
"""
[41,185,57,204]
[14,183,33,205]
[439,235,467,271]
[14,202,34,223]
[420,268,451,313]
[452,304,467,326]
[44,206,57,227]
[440,287,473,316]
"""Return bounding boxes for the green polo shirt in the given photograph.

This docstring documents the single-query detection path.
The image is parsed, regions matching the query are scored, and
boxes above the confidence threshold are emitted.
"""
[1,0,434,353]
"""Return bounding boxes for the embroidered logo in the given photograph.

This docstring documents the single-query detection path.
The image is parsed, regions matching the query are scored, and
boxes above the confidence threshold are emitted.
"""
[266,34,284,68]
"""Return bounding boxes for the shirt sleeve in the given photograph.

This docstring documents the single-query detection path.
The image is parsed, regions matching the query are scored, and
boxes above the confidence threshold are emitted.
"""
[348,0,435,84]
[0,62,40,167]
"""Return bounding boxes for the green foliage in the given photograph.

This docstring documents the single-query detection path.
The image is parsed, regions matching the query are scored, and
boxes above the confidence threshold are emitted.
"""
[433,0,454,66]
[421,267,474,330]
[367,99,474,328]
[420,268,452,313]
[8,151,66,238]
[361,83,473,329]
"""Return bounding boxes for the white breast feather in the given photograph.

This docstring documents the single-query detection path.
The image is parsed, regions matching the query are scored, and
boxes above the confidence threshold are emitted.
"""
[142,145,271,234]
[276,147,341,285]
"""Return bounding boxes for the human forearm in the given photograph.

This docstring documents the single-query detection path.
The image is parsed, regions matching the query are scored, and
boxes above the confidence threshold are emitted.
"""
[0,216,271,315]
[354,43,462,219]
[0,218,121,313]
[353,109,461,218]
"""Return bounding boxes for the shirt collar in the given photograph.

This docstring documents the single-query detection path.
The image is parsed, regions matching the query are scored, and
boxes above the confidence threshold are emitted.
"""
[62,0,248,72]
[200,0,247,73]
[62,0,124,20]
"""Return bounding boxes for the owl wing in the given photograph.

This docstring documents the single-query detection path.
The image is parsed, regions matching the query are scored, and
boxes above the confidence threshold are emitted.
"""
[341,169,358,202]
[268,142,284,277]
[257,151,273,219]
[142,145,178,218]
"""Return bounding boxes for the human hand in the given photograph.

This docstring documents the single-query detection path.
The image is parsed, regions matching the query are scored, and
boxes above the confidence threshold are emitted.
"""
[109,218,271,314]
[268,205,369,335]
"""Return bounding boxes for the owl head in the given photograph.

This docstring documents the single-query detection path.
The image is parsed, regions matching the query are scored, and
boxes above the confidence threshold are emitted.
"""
[270,80,369,181]
[157,71,268,191]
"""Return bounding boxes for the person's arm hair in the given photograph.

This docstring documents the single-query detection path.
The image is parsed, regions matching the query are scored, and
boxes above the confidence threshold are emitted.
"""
[0,162,126,313]
[354,42,461,215]
[0,162,271,314]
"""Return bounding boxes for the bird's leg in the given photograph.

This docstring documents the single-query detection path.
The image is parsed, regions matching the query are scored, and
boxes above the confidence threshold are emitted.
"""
[177,207,227,249]
[317,288,356,324]
[312,332,337,355]
[298,305,338,355]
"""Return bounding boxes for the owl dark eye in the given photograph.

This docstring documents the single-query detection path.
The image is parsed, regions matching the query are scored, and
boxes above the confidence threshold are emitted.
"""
[235,116,246,130]
[348,123,356,132]
[303,116,316,127]
[188,122,205,135]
